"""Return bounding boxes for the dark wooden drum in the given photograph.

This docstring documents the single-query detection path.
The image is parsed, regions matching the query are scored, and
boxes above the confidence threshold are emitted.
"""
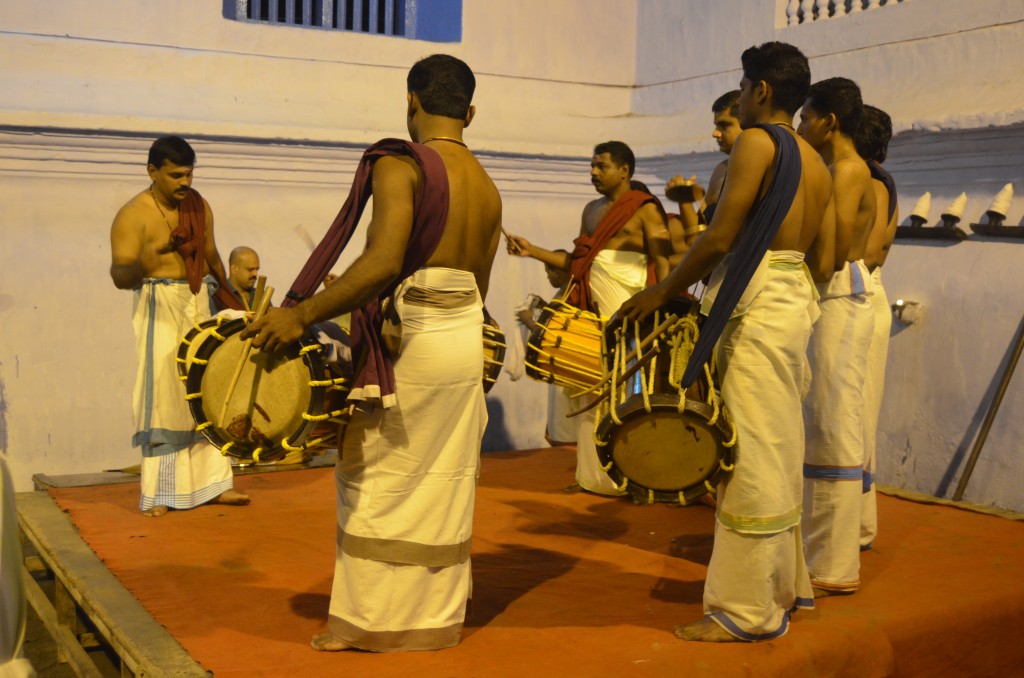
[184,318,351,463]
[595,298,736,505]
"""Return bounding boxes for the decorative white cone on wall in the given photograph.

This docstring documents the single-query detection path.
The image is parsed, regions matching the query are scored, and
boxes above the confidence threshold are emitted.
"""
[941,192,967,220]
[988,183,1013,218]
[910,192,931,222]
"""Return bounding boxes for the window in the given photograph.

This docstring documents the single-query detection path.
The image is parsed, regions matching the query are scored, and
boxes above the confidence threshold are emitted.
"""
[228,0,462,42]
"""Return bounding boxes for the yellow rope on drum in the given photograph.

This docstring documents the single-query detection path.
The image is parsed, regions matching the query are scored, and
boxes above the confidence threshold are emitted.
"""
[615,476,629,492]
[299,344,322,355]
[704,479,715,493]
[252,447,265,463]
[220,441,235,456]
[196,421,212,431]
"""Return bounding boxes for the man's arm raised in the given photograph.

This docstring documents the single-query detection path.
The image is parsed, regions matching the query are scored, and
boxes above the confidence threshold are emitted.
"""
[618,128,775,322]
[242,155,416,351]
[639,202,672,282]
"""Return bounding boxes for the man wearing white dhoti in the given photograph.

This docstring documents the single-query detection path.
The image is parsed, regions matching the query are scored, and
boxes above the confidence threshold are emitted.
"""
[244,55,502,652]
[855,105,899,550]
[797,78,879,595]
[620,41,834,642]
[507,141,672,495]
[109,136,249,516]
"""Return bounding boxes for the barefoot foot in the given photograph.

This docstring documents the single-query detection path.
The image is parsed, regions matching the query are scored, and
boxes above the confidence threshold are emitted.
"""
[212,489,251,506]
[142,505,169,517]
[813,585,855,599]
[311,632,353,652]
[673,618,738,642]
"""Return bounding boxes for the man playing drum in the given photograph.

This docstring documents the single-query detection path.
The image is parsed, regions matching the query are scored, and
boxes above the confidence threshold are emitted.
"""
[243,54,501,652]
[619,41,834,642]
[109,135,250,517]
[506,141,672,496]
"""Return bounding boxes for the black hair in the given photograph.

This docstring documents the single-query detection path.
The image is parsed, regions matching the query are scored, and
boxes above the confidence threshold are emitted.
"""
[854,104,893,163]
[806,77,864,138]
[407,54,476,120]
[593,141,636,177]
[740,42,811,115]
[712,90,741,117]
[148,136,196,168]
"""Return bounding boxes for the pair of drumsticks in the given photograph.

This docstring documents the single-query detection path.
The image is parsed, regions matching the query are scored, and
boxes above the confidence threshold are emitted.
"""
[217,276,273,428]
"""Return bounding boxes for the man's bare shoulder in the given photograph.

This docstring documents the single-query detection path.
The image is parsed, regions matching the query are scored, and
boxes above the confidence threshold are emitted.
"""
[111,190,150,228]
[728,127,777,167]
[831,155,872,185]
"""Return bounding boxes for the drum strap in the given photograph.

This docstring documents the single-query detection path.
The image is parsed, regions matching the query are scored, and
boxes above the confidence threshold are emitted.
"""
[680,124,801,388]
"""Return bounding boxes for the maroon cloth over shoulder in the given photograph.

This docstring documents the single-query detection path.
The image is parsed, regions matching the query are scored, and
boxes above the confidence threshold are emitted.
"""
[282,138,450,402]
[171,190,242,311]
[567,190,655,313]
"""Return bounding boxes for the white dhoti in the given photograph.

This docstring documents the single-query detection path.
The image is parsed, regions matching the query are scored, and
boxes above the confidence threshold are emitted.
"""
[861,266,890,548]
[329,268,486,652]
[546,385,577,445]
[702,252,817,640]
[132,279,233,511]
[574,249,647,495]
[802,261,875,591]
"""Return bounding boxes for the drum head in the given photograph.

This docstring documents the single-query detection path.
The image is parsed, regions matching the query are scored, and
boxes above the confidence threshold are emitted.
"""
[596,395,731,504]
[186,318,328,461]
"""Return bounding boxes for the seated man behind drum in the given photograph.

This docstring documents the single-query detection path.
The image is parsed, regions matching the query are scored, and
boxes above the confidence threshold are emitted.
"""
[507,142,672,496]
[109,135,250,517]
[620,41,834,642]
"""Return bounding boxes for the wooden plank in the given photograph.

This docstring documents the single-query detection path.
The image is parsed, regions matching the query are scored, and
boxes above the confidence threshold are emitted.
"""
[17,491,209,678]
[21,569,104,678]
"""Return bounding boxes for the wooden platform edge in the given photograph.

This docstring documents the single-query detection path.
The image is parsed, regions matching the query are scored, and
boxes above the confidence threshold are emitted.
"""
[17,490,209,678]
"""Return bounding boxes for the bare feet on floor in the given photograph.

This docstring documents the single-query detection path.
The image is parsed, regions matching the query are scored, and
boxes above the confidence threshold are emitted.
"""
[311,632,353,652]
[142,505,169,517]
[212,489,251,506]
[813,585,855,598]
[673,618,738,642]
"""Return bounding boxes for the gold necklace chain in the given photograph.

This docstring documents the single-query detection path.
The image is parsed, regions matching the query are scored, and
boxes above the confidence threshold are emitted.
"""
[422,136,467,148]
[774,121,796,131]
[150,186,175,232]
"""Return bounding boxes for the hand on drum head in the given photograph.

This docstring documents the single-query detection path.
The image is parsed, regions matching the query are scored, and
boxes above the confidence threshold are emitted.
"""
[240,307,307,353]
[616,284,672,325]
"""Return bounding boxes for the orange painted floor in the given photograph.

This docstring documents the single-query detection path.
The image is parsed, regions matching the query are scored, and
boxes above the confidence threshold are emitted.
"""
[48,448,1024,678]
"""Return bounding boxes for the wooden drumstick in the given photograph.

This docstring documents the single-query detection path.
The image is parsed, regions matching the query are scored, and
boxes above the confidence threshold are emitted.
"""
[217,287,274,428]
[251,275,267,315]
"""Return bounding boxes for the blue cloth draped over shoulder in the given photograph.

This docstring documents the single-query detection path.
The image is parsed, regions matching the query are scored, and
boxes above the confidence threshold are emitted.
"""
[681,124,802,388]
[868,160,898,224]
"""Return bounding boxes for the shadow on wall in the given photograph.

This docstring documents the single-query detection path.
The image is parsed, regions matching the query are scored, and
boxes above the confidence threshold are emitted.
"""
[482,398,514,452]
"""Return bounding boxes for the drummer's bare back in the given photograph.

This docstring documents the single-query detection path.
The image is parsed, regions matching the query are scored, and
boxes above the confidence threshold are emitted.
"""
[413,144,502,295]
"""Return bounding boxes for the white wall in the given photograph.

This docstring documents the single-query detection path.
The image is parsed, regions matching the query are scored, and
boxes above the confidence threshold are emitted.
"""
[1,1,1023,510]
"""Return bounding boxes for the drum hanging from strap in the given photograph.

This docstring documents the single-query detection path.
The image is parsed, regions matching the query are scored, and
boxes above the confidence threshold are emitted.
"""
[482,319,506,394]
[595,298,736,505]
[524,300,604,392]
[184,317,351,463]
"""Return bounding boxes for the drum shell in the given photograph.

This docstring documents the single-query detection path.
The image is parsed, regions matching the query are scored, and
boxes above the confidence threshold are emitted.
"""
[524,300,604,390]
